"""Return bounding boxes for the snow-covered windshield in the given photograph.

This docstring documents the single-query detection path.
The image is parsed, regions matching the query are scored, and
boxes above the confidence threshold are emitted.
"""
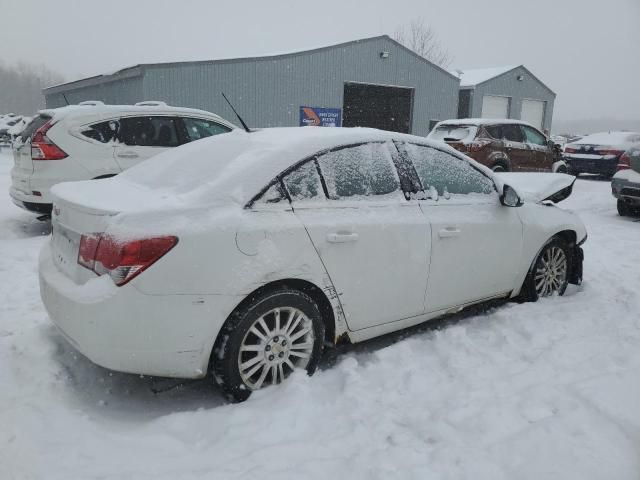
[428,125,477,143]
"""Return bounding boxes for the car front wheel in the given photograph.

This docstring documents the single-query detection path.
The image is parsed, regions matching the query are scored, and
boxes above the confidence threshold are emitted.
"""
[520,238,570,301]
[212,288,325,402]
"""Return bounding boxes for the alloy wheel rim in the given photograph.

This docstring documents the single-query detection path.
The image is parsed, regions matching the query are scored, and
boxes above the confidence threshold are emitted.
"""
[238,307,315,390]
[535,246,567,297]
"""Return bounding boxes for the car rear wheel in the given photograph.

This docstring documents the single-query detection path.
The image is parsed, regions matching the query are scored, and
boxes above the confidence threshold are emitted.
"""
[212,288,325,402]
[492,162,508,172]
[520,238,570,302]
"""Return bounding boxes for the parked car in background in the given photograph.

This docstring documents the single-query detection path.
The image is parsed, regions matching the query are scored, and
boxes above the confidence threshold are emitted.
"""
[40,127,586,402]
[427,119,566,173]
[0,114,24,143]
[10,102,236,215]
[6,116,32,142]
[564,131,640,178]
[611,146,640,216]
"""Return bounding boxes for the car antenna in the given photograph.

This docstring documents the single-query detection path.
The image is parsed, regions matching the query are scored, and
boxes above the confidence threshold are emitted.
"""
[221,92,251,133]
[62,93,70,106]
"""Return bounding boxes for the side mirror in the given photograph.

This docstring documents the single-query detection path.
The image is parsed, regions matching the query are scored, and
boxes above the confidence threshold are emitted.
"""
[500,185,523,207]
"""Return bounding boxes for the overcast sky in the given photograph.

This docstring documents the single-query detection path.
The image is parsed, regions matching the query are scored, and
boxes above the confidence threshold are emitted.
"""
[1,0,638,125]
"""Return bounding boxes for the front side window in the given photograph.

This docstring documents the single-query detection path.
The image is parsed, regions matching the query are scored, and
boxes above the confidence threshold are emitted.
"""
[502,124,525,143]
[81,120,118,143]
[254,183,286,205]
[282,161,325,202]
[522,126,547,146]
[402,143,495,197]
[118,116,180,147]
[317,142,400,199]
[182,117,231,142]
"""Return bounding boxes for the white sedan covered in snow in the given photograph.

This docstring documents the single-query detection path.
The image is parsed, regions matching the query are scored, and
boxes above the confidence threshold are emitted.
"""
[39,127,587,401]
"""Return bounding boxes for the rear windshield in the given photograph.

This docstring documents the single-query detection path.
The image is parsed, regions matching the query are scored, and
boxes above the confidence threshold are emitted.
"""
[428,125,477,143]
[20,114,51,142]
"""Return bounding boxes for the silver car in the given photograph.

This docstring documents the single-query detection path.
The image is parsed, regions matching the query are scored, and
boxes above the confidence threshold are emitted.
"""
[612,146,640,216]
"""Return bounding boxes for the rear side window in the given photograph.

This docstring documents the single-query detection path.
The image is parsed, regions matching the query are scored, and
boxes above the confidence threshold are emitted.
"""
[317,142,400,199]
[118,116,180,147]
[182,117,231,142]
[502,124,525,143]
[402,143,495,197]
[81,120,118,143]
[484,125,503,140]
[522,126,547,146]
[20,115,50,141]
[282,161,325,202]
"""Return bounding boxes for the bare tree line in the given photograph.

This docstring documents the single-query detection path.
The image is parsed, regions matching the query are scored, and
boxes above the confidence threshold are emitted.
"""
[0,62,64,115]
[393,19,452,68]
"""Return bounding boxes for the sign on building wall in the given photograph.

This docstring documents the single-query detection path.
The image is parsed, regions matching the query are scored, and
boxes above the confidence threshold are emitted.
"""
[299,106,342,127]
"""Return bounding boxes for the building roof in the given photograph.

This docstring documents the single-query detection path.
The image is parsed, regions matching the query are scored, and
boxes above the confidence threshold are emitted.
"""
[44,35,459,95]
[450,66,519,87]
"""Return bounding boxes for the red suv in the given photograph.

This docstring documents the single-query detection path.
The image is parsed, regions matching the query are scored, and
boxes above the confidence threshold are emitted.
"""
[427,119,567,173]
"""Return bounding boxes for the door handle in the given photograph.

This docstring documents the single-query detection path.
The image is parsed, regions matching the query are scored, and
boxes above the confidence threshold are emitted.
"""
[117,152,139,159]
[327,232,359,243]
[438,228,461,239]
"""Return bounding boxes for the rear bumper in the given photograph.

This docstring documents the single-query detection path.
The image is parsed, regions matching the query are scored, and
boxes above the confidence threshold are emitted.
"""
[9,185,53,213]
[39,243,242,379]
[565,155,618,176]
[611,176,640,206]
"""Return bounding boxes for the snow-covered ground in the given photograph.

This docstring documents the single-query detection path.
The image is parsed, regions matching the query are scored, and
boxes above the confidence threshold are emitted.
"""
[1,149,639,480]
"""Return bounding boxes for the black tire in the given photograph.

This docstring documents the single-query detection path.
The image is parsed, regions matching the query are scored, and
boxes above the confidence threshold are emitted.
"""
[492,162,508,172]
[617,199,629,217]
[519,237,571,302]
[556,164,568,174]
[212,288,325,402]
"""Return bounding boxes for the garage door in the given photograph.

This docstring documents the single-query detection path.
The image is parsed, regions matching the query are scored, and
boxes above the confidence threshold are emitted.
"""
[521,99,545,129]
[343,83,413,133]
[481,95,509,119]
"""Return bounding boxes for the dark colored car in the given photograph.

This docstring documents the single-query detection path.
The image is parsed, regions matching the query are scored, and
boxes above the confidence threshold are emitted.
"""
[611,146,640,216]
[427,119,565,172]
[564,131,640,178]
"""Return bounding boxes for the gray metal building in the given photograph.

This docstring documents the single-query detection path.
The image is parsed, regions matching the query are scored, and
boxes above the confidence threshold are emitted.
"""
[43,36,460,137]
[453,65,555,132]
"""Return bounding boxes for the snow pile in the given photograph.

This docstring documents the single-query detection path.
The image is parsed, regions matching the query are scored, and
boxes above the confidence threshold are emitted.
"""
[1,150,640,479]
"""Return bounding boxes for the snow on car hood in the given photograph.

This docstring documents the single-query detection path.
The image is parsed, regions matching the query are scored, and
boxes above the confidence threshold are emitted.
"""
[496,173,576,203]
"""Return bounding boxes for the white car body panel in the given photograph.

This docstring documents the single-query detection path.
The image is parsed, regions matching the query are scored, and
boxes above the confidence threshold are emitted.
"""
[419,193,523,313]
[39,127,587,379]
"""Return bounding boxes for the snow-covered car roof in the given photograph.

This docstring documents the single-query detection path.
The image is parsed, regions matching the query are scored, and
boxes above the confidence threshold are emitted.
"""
[433,118,540,129]
[567,131,640,146]
[52,127,468,211]
[37,104,234,126]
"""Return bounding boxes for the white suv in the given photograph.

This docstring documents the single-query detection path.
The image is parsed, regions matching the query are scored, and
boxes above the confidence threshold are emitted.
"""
[10,102,236,215]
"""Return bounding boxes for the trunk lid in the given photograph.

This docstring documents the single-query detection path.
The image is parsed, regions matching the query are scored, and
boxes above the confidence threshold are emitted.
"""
[496,172,576,203]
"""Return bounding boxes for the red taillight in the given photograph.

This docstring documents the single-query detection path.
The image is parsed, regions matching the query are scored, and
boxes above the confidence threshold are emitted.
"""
[616,152,632,172]
[596,148,624,157]
[468,140,491,152]
[31,120,67,160]
[564,147,577,154]
[78,234,178,286]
